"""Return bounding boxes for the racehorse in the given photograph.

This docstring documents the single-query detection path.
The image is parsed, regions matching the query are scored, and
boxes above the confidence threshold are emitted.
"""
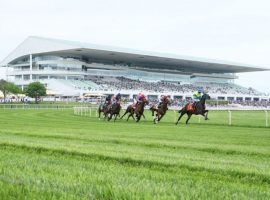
[98,103,110,120]
[175,93,210,125]
[120,99,149,122]
[107,102,121,122]
[134,98,149,122]
[150,97,171,124]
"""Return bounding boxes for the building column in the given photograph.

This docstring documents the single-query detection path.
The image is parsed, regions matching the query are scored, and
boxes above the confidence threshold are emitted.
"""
[30,54,33,81]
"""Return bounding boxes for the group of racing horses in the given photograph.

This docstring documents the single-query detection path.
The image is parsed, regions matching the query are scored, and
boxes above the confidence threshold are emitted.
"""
[98,93,210,124]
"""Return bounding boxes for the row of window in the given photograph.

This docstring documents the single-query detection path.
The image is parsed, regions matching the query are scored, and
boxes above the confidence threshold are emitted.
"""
[15,75,82,80]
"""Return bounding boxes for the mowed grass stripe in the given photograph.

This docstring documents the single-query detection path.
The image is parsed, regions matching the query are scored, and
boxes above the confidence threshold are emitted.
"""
[0,130,269,158]
[1,144,270,191]
[0,142,270,187]
[0,131,269,173]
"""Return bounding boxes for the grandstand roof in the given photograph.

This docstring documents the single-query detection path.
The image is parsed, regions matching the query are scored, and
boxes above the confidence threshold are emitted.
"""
[1,36,269,73]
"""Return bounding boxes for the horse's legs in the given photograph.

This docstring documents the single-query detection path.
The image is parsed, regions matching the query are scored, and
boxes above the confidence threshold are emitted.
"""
[130,110,135,121]
[108,113,112,121]
[204,110,209,120]
[114,114,118,122]
[186,113,192,124]
[158,114,164,122]
[120,111,128,119]
[176,111,186,125]
[153,113,157,123]
[127,113,133,121]
[142,114,145,119]
[154,113,159,124]
[136,114,141,122]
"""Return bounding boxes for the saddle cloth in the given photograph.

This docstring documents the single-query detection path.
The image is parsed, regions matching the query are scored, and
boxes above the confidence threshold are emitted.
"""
[187,103,195,111]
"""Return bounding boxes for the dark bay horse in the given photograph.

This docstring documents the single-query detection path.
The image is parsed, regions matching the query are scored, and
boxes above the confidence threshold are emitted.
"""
[98,103,110,120]
[120,99,148,122]
[107,102,121,122]
[176,93,210,125]
[150,98,171,124]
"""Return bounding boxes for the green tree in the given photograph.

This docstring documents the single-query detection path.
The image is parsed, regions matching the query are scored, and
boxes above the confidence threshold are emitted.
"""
[25,82,46,103]
[0,79,21,103]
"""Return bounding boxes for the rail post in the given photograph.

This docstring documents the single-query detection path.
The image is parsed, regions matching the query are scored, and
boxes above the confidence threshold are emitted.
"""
[265,110,268,127]
[198,115,201,123]
[228,110,232,126]
[90,108,92,117]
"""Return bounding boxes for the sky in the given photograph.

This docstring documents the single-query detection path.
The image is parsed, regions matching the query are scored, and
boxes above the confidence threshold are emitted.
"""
[0,0,270,93]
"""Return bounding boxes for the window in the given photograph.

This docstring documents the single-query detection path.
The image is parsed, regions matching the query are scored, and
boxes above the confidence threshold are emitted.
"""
[23,75,30,80]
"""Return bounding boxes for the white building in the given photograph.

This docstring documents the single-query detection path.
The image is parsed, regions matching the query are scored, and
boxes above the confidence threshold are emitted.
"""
[0,36,269,100]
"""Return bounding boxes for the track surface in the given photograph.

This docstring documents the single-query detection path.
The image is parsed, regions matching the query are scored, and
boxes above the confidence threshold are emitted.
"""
[0,109,269,199]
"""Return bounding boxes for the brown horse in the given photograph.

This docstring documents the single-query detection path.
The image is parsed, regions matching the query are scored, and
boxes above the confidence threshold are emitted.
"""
[120,99,148,122]
[134,99,149,122]
[176,93,210,125]
[150,97,171,124]
[107,102,121,122]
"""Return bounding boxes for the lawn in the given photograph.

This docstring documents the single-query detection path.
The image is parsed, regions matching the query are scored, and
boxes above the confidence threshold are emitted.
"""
[0,109,269,199]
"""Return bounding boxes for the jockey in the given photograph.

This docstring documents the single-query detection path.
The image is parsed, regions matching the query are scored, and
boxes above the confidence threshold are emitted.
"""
[193,88,204,102]
[158,95,168,107]
[138,92,146,103]
[105,95,112,106]
[190,88,204,111]
[112,93,121,104]
[134,92,146,108]
[162,95,169,102]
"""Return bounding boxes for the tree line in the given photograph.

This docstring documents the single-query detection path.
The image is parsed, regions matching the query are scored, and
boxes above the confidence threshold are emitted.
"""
[0,80,46,103]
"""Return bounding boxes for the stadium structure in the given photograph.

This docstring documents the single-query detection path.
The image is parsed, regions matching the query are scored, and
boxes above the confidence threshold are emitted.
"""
[0,36,269,101]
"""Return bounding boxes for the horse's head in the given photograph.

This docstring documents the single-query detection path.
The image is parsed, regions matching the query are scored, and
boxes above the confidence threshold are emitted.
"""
[143,98,149,105]
[202,93,211,100]
[163,97,172,105]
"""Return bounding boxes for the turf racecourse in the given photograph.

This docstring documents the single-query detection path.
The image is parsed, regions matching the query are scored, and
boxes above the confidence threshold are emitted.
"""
[0,109,269,199]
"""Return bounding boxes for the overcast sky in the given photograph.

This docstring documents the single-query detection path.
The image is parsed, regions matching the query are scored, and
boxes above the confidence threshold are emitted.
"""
[0,0,270,93]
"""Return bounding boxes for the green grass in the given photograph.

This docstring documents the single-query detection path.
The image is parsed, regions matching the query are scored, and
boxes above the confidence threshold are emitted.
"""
[0,109,269,199]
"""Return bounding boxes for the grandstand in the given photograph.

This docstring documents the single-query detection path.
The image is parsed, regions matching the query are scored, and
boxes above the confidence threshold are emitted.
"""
[0,36,269,101]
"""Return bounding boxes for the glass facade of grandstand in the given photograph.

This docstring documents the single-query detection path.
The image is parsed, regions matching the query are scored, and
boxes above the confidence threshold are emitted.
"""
[10,55,235,85]
[7,54,267,101]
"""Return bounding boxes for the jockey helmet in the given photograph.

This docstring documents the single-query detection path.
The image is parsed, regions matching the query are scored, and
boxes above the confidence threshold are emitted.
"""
[116,93,121,100]
[198,88,204,93]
